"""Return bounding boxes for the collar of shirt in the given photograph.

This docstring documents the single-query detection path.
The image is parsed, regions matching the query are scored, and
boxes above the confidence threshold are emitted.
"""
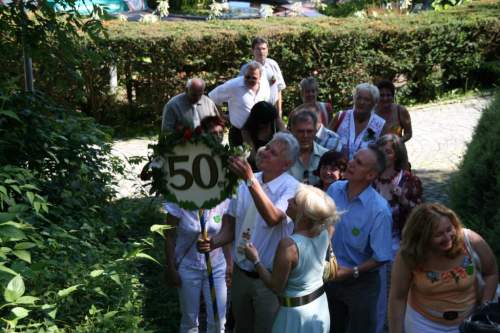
[255,171,290,196]
[338,180,374,206]
[312,141,326,157]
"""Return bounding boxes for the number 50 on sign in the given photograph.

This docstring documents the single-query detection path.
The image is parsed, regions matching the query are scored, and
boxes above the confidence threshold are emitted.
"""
[163,142,226,209]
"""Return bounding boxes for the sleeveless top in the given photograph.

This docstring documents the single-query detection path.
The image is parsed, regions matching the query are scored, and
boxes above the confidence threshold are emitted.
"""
[408,245,477,326]
[336,109,386,160]
[378,104,404,137]
[283,229,329,298]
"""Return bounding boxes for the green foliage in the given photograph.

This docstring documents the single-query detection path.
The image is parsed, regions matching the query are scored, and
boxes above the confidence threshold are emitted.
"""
[432,0,468,11]
[0,92,167,331]
[1,1,499,131]
[107,1,500,128]
[449,90,500,263]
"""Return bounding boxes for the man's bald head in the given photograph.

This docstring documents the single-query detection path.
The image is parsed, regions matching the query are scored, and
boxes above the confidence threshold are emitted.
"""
[186,78,205,104]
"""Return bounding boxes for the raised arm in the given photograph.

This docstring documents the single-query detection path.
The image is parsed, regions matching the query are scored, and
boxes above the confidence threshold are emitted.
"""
[228,157,287,226]
[388,253,412,333]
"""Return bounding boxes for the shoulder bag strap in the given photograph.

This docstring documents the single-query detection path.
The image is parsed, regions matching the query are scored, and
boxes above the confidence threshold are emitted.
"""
[333,111,346,132]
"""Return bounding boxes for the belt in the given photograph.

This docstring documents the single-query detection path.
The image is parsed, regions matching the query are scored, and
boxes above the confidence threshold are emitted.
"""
[236,265,260,279]
[278,286,324,307]
[422,305,472,321]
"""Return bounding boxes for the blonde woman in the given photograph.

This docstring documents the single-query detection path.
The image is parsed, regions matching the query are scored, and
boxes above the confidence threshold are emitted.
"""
[389,203,498,333]
[244,184,339,332]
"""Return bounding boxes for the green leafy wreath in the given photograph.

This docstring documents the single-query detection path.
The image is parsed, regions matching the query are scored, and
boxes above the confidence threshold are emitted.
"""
[143,126,242,210]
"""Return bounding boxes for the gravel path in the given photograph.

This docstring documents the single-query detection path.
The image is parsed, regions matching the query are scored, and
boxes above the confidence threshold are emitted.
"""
[111,96,492,202]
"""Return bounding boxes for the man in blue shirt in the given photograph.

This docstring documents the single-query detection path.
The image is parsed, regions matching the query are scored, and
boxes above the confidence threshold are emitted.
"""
[326,145,392,333]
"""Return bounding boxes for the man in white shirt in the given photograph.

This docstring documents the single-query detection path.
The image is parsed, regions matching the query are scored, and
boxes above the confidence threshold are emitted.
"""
[209,61,272,146]
[198,132,300,333]
[161,78,219,132]
[240,37,286,118]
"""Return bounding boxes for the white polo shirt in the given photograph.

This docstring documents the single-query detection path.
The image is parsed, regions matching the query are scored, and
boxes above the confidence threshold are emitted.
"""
[164,199,230,270]
[227,172,299,271]
[208,76,272,129]
[240,58,286,105]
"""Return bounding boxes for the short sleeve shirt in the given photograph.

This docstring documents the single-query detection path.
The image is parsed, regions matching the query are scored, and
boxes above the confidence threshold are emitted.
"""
[161,93,218,132]
[164,199,230,270]
[326,180,392,269]
[208,76,271,129]
[240,58,286,104]
[227,172,299,271]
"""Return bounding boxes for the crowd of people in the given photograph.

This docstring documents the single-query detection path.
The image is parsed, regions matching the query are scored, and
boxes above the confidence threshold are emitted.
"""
[160,36,499,333]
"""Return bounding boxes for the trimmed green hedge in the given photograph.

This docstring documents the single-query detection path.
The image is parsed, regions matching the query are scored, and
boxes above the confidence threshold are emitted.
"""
[449,90,500,263]
[2,1,499,128]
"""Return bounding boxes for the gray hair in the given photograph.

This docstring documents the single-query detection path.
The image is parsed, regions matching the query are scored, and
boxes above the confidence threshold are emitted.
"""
[270,132,299,166]
[245,61,263,76]
[186,78,205,90]
[354,83,380,106]
[299,77,319,93]
[290,110,318,129]
[375,134,408,171]
[367,144,387,175]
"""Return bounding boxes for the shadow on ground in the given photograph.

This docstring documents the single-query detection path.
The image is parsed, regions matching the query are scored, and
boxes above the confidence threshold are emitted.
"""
[413,168,457,205]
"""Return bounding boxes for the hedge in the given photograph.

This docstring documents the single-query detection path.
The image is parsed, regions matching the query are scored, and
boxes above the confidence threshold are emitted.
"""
[449,90,500,264]
[1,1,499,128]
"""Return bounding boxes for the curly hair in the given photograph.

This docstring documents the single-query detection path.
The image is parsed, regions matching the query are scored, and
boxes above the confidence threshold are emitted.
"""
[400,203,464,270]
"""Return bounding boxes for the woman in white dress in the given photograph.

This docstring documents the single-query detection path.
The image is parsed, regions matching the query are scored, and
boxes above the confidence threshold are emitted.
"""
[244,184,339,333]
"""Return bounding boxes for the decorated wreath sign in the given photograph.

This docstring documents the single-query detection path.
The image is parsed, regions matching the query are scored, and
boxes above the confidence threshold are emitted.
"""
[147,127,240,210]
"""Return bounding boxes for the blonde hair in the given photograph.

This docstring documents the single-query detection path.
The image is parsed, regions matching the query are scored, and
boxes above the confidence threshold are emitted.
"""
[294,184,339,233]
[400,203,464,270]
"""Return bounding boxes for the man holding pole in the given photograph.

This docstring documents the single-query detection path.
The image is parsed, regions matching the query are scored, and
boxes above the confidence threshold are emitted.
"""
[198,132,300,333]
[164,116,230,333]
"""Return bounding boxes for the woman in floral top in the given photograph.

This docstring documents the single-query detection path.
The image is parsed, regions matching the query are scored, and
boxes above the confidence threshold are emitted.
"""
[373,134,423,333]
[374,134,423,251]
[330,83,387,160]
[389,203,498,333]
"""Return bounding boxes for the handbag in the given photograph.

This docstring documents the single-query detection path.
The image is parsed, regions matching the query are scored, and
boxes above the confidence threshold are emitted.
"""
[463,229,486,302]
[459,301,500,333]
[323,243,338,282]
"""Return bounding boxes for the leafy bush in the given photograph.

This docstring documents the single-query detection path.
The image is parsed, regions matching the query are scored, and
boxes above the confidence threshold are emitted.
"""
[0,92,167,331]
[449,90,500,263]
[2,1,499,131]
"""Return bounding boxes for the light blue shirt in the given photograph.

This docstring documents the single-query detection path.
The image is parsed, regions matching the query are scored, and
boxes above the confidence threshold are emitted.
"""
[326,180,392,269]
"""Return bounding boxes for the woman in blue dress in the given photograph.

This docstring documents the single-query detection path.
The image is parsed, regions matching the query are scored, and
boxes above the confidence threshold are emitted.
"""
[244,184,339,332]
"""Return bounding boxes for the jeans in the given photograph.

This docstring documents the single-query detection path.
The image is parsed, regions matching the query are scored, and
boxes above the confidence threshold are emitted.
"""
[325,270,381,333]
[178,262,227,333]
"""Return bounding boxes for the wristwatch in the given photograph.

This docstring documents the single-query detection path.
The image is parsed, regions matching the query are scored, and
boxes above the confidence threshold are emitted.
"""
[246,177,257,188]
[353,266,360,279]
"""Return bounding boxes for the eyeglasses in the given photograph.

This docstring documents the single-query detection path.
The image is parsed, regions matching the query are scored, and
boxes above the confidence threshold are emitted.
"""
[244,75,258,80]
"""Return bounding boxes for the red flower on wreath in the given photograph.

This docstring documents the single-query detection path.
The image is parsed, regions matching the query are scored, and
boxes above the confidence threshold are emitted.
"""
[183,128,193,141]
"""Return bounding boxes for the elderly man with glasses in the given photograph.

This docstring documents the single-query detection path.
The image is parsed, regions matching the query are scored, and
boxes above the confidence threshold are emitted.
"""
[288,110,329,186]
